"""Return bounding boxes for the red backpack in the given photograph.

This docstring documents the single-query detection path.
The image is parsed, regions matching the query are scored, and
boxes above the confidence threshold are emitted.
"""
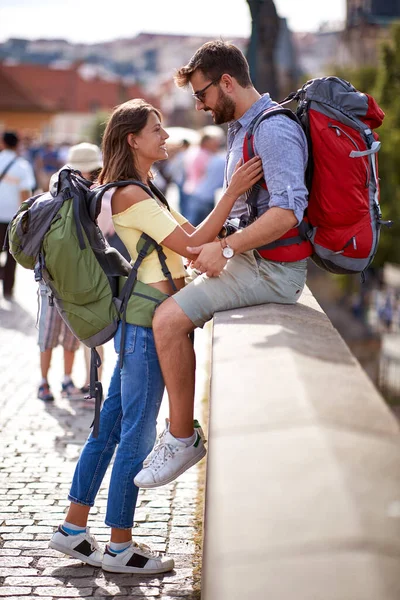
[243,76,391,275]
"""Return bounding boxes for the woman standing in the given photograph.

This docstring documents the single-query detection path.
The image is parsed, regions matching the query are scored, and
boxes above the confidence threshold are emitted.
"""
[48,99,262,574]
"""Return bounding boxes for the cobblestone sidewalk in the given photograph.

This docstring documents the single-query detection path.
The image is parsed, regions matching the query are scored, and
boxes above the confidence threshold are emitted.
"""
[0,265,208,599]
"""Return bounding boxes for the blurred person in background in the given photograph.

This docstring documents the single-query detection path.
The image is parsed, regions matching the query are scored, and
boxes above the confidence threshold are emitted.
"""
[182,131,223,220]
[185,134,226,226]
[37,291,85,402]
[58,140,73,165]
[21,135,42,191]
[20,135,39,191]
[35,141,62,191]
[167,138,191,216]
[0,131,35,300]
[152,157,173,197]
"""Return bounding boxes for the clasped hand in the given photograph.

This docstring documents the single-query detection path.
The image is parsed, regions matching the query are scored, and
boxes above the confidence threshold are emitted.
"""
[187,241,226,277]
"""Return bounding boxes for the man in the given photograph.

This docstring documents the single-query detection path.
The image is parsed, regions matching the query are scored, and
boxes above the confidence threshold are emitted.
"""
[0,131,35,300]
[134,40,311,488]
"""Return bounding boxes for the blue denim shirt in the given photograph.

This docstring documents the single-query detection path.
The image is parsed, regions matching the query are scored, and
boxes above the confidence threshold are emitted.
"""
[225,94,308,225]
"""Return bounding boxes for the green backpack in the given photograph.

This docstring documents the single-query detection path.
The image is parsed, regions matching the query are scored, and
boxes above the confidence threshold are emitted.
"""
[7,166,177,436]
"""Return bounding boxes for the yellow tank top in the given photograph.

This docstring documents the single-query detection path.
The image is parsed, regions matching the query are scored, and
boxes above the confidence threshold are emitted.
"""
[112,197,187,284]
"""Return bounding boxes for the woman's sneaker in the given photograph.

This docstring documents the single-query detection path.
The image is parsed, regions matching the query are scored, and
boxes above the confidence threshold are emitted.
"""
[134,421,206,489]
[38,383,54,402]
[48,525,103,567]
[102,541,174,574]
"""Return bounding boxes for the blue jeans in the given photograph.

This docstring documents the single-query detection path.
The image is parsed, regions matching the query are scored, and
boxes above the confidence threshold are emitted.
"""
[68,323,165,529]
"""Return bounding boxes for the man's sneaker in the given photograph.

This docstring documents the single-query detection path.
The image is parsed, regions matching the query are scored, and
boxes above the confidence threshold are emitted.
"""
[102,541,174,574]
[48,525,103,567]
[38,383,54,402]
[134,421,206,488]
[142,418,170,468]
[61,379,86,400]
[143,419,205,468]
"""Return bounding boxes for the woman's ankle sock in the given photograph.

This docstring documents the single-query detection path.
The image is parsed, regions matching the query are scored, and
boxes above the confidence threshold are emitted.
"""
[109,540,132,553]
[62,520,86,535]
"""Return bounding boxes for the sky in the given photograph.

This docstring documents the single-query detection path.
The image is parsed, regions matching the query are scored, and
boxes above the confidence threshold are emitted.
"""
[0,0,346,45]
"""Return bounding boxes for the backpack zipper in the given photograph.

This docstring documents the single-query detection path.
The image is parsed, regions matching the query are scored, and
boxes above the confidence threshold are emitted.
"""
[328,124,369,186]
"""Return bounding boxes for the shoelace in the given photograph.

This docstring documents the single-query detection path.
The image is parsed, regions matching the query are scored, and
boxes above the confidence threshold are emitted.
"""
[132,540,161,558]
[143,428,168,467]
[85,527,100,552]
[146,440,178,472]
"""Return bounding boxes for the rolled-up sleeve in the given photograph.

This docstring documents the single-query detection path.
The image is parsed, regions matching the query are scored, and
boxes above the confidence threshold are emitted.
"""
[254,115,308,225]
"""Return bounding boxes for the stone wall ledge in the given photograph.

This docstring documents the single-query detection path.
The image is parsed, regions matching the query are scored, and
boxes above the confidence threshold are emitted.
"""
[202,285,400,600]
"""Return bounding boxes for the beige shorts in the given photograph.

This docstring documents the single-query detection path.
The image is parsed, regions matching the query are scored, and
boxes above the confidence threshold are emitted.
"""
[173,251,307,328]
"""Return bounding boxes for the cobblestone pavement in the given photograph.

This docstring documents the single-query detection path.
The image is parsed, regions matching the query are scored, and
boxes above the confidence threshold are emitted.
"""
[0,264,209,599]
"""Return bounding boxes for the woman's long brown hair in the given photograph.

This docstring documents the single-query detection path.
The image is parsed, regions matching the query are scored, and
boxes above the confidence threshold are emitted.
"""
[98,98,161,185]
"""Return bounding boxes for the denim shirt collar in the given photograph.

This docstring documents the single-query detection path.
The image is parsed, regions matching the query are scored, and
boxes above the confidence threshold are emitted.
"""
[228,93,274,134]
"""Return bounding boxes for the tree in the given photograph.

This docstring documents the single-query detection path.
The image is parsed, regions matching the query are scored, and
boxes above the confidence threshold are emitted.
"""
[85,111,111,147]
[246,0,279,97]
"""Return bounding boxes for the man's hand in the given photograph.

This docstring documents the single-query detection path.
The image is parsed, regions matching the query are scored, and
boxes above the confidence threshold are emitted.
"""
[187,241,227,277]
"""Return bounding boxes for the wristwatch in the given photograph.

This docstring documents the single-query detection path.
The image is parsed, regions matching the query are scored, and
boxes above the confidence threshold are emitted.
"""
[220,238,234,259]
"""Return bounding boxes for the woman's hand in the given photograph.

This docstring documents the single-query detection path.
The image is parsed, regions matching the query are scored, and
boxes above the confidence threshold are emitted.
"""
[227,156,263,198]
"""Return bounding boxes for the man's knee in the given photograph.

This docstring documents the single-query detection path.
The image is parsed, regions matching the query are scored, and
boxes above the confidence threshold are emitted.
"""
[153,298,194,340]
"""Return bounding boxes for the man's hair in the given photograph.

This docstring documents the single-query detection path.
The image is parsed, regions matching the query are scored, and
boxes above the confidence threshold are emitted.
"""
[3,131,19,149]
[174,40,253,89]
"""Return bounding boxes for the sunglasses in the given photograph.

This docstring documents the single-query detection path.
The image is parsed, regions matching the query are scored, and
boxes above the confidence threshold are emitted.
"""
[192,78,220,102]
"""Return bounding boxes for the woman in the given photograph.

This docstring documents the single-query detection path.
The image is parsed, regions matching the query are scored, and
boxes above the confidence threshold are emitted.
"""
[48,98,262,575]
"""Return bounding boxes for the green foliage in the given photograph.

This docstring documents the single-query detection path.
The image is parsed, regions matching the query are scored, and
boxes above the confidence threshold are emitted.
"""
[85,111,111,147]
[375,23,400,120]
[331,65,378,95]
[372,23,400,266]
[331,24,400,267]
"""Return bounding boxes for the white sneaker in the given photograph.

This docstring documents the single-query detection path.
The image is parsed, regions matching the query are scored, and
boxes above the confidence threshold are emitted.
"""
[134,421,206,488]
[48,525,103,567]
[102,541,174,574]
[142,418,171,468]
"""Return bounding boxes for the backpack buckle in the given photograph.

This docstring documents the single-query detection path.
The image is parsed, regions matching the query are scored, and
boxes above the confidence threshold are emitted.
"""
[34,260,43,282]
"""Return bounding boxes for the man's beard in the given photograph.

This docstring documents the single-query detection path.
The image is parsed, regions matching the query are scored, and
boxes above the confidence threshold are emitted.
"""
[206,88,236,124]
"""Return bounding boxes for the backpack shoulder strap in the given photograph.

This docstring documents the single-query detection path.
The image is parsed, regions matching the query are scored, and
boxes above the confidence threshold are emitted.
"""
[89,178,172,221]
[243,106,301,220]
[116,233,156,368]
[243,106,301,161]
[148,180,170,210]
[90,179,155,220]
[0,156,18,183]
[112,182,177,369]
